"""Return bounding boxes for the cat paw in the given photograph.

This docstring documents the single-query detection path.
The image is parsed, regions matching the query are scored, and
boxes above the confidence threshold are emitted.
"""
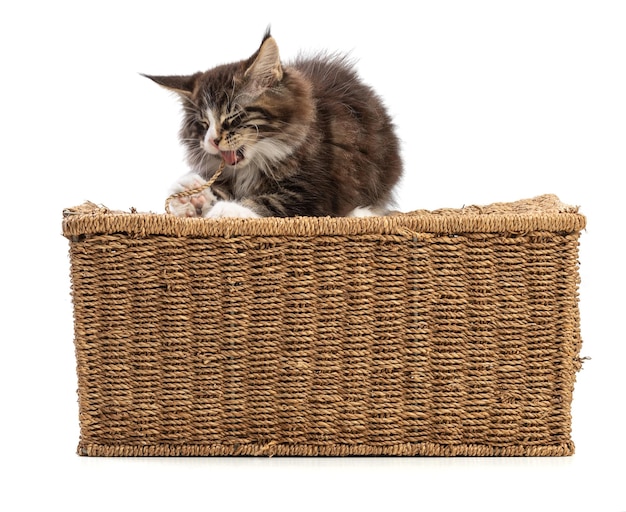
[206,201,261,218]
[169,173,217,217]
[347,206,379,217]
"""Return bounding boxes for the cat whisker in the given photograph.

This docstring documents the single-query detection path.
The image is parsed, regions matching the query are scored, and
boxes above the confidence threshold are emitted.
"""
[248,123,260,138]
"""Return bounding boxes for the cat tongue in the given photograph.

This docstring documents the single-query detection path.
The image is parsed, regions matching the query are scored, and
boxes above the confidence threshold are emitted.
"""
[221,150,239,166]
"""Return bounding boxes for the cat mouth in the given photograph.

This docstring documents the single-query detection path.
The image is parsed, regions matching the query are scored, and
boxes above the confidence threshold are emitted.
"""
[220,148,245,166]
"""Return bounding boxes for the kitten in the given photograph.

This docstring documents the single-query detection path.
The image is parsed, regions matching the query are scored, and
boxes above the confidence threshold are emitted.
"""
[145,30,402,218]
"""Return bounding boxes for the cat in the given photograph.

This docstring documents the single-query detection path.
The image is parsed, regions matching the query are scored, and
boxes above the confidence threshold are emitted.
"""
[144,29,403,218]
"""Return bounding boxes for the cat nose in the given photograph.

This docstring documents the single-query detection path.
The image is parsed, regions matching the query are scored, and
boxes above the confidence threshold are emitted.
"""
[209,138,220,149]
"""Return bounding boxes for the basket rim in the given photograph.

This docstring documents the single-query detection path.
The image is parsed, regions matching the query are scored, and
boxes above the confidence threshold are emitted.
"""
[62,194,586,239]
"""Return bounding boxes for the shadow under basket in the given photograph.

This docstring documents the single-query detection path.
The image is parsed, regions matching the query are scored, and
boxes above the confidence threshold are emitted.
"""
[63,194,586,457]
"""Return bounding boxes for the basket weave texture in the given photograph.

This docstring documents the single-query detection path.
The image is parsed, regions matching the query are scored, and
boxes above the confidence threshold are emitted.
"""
[63,194,585,456]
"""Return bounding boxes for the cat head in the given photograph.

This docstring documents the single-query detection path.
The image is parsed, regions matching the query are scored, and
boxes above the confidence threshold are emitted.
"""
[144,31,313,173]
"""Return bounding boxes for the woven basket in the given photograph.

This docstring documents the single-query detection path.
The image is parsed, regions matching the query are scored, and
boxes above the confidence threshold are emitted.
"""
[63,194,585,456]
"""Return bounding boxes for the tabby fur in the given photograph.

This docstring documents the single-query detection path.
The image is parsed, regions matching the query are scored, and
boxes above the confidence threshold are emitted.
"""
[145,30,402,218]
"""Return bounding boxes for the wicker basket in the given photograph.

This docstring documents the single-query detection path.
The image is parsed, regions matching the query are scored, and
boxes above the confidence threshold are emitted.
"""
[63,194,585,456]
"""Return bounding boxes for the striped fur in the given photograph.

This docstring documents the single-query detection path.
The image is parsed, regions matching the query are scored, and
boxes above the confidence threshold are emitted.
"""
[145,30,403,217]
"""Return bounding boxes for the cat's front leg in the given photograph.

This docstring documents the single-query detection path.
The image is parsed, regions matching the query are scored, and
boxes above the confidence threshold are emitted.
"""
[168,173,217,217]
[206,200,261,219]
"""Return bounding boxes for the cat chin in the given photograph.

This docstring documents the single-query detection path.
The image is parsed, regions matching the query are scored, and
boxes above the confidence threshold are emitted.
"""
[248,139,294,165]
[206,200,261,219]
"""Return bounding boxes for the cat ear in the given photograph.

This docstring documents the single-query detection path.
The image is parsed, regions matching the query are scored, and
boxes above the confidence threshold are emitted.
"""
[141,73,199,98]
[243,34,283,93]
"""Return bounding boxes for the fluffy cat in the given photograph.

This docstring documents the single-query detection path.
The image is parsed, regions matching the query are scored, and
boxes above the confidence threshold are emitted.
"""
[145,30,403,218]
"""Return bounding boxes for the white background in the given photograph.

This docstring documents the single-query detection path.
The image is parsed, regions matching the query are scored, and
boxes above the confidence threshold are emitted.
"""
[1,1,624,510]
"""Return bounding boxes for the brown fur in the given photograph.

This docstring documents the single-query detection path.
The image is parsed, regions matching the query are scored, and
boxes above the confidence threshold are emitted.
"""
[145,30,402,217]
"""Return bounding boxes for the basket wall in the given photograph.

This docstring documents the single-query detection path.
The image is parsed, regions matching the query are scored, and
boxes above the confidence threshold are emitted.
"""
[63,195,585,456]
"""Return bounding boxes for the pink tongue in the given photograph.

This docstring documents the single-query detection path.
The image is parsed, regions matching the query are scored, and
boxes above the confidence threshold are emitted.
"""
[221,150,239,165]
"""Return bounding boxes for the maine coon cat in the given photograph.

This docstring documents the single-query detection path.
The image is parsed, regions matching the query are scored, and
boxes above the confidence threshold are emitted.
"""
[145,30,403,218]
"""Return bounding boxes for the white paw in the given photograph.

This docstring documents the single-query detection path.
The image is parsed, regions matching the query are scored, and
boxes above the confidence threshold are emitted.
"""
[168,173,217,217]
[206,201,260,218]
[348,206,378,217]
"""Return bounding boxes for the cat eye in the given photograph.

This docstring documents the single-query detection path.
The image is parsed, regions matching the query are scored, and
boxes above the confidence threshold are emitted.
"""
[223,110,246,129]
